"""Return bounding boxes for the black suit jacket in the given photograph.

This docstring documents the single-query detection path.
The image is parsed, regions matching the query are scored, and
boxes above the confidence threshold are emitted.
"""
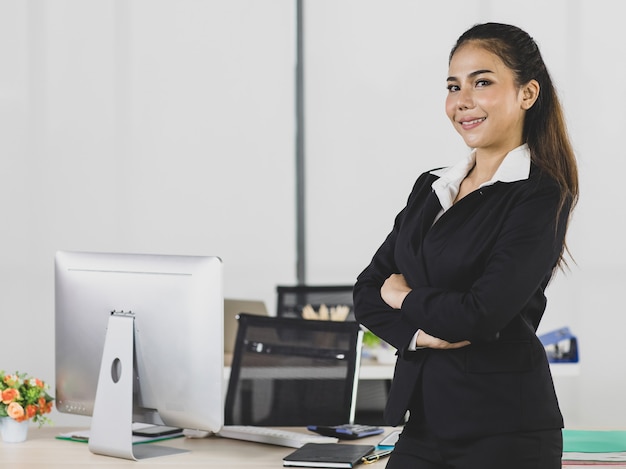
[354,165,567,440]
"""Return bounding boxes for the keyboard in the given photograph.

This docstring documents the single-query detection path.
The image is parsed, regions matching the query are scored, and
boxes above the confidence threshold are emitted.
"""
[216,425,339,448]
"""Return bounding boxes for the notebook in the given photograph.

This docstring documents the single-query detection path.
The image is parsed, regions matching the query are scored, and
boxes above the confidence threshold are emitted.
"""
[283,443,375,468]
[562,429,626,463]
[223,299,268,353]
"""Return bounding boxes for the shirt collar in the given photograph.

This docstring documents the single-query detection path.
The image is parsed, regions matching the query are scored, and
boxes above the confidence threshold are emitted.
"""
[430,144,531,211]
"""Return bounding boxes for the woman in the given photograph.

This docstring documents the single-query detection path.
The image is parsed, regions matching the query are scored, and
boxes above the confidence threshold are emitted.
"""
[353,22,578,468]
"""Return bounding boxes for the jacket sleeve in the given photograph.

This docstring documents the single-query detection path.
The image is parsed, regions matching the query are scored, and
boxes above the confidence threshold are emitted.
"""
[353,174,430,352]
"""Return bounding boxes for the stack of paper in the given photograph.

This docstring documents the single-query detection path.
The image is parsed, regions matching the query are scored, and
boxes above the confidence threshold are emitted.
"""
[56,424,184,445]
[562,429,626,465]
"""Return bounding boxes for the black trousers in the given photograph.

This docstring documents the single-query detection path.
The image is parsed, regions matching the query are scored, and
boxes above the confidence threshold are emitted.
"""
[386,426,562,469]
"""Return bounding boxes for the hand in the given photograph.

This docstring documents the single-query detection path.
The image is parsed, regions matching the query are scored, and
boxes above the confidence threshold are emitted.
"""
[381,273,412,309]
[416,330,470,349]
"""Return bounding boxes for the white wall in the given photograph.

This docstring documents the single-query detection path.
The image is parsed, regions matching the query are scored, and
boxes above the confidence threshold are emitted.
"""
[1,0,625,429]
[0,0,296,426]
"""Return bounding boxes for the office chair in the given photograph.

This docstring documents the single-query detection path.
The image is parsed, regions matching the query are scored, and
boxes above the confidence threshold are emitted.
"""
[276,285,355,321]
[275,285,391,425]
[224,313,363,426]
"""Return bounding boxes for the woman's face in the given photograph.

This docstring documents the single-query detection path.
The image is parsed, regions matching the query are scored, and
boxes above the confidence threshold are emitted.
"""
[445,43,533,157]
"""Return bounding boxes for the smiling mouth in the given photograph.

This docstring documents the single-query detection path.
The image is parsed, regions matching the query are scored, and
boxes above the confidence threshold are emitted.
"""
[460,117,486,126]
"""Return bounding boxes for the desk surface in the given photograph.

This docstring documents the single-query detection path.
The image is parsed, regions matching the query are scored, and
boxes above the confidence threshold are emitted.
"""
[1,426,390,468]
[2,426,622,469]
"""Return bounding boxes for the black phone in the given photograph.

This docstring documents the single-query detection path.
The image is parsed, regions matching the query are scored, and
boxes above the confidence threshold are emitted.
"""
[306,424,384,440]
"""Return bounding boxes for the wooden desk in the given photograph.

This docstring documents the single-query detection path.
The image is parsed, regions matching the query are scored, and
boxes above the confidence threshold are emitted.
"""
[3,426,621,468]
[1,426,389,468]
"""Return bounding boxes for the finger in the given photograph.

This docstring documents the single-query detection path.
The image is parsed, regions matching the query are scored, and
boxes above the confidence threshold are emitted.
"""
[447,340,471,349]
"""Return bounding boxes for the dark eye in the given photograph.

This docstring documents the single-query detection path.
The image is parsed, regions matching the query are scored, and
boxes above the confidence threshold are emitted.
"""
[447,84,460,92]
[476,79,491,88]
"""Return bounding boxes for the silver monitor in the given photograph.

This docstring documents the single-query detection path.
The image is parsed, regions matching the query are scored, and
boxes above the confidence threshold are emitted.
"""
[55,251,223,460]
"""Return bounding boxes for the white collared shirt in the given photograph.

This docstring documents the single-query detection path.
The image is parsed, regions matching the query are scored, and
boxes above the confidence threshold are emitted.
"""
[407,144,531,350]
[430,143,531,215]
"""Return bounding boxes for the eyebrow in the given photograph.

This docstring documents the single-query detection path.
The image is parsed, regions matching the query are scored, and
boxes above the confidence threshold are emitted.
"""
[447,69,494,82]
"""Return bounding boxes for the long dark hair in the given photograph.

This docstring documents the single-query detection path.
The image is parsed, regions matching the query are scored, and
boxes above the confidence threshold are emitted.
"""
[450,22,579,269]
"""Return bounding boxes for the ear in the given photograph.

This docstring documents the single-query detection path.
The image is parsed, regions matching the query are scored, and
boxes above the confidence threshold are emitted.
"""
[521,79,540,110]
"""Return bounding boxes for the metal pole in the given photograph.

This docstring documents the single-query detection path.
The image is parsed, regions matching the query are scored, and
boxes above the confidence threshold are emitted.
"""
[295,0,306,285]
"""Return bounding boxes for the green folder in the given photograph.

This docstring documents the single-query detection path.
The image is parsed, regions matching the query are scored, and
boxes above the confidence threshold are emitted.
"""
[563,429,626,453]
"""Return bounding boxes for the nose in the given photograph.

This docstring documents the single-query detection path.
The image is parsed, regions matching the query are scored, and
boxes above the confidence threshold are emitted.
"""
[456,87,474,110]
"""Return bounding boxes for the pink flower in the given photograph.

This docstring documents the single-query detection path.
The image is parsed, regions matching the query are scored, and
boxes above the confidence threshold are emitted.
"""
[7,402,25,421]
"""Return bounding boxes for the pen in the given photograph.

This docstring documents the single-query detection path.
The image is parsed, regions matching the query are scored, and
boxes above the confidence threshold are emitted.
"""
[362,448,393,464]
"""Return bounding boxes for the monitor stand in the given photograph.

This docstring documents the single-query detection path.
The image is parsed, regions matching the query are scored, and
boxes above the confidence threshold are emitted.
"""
[88,311,187,461]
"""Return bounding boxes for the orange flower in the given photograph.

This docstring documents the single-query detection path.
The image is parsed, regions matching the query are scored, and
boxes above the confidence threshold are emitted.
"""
[7,402,25,420]
[3,374,18,387]
[25,404,38,419]
[2,388,20,404]
[35,397,53,414]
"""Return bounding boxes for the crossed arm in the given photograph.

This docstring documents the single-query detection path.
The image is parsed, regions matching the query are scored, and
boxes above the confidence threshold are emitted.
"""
[381,273,471,350]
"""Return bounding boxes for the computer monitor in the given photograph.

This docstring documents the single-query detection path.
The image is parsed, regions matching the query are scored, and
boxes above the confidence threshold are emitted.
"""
[54,251,223,460]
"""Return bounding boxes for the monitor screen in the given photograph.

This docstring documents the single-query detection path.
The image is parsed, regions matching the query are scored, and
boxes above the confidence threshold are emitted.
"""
[54,251,224,434]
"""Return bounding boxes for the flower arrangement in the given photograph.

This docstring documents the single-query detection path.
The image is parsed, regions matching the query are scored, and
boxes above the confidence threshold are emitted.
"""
[0,371,54,427]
